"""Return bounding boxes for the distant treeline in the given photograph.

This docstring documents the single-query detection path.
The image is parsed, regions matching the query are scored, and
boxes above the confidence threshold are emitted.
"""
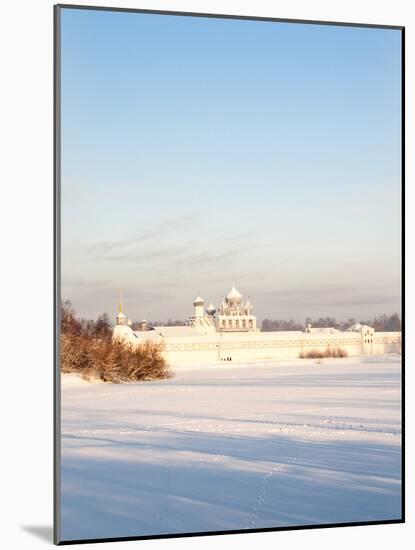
[61,300,171,383]
[261,313,401,332]
[62,300,113,340]
[131,312,401,333]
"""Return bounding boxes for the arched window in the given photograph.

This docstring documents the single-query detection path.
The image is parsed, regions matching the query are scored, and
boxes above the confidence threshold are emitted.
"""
[235,320,240,328]
[242,319,247,328]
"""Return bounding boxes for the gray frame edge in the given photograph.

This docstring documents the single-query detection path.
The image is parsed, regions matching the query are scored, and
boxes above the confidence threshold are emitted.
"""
[53,4,62,546]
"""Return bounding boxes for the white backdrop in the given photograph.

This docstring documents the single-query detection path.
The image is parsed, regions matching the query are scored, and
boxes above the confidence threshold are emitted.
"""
[0,1,412,549]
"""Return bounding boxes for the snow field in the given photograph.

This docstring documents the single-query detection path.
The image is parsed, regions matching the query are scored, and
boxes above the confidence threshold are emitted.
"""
[60,355,402,541]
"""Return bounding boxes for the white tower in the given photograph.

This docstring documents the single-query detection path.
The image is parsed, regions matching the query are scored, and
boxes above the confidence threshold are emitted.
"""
[116,290,127,325]
[193,295,205,318]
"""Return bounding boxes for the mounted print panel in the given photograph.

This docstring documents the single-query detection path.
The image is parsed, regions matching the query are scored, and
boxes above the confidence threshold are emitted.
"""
[54,4,404,545]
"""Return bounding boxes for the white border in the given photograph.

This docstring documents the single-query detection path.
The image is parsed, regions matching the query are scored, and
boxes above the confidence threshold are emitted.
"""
[0,1,412,549]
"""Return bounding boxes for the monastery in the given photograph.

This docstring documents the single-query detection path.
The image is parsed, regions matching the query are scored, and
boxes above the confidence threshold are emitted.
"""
[113,285,401,366]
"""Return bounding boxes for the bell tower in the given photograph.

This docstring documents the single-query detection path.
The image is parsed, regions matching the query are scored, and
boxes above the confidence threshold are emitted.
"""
[116,289,127,325]
[193,295,205,318]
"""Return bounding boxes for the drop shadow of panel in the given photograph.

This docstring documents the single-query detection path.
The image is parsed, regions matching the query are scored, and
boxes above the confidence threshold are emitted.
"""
[21,525,53,543]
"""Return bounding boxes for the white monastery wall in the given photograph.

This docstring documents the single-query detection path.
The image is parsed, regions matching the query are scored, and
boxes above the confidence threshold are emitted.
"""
[371,332,401,355]
[112,286,402,367]
[158,332,401,365]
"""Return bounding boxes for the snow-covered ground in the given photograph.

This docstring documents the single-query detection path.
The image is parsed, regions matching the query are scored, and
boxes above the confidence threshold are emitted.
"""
[60,355,402,541]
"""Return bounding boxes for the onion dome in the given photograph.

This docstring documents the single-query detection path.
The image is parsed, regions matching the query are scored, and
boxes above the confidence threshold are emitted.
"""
[226,284,242,302]
[206,303,216,315]
[193,295,205,306]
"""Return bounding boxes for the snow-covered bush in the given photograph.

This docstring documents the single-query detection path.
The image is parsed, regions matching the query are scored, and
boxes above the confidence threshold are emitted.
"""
[299,347,348,359]
[61,334,172,382]
[60,300,172,382]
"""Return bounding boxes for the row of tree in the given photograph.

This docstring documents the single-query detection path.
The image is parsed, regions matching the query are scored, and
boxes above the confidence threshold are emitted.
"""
[61,300,113,339]
[261,313,401,332]
[62,300,401,336]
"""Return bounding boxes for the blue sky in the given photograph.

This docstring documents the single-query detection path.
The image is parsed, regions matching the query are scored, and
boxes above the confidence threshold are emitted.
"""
[60,8,402,323]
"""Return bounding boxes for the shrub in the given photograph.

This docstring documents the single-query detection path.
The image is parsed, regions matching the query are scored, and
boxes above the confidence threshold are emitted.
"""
[299,346,348,359]
[60,300,172,383]
[61,334,172,383]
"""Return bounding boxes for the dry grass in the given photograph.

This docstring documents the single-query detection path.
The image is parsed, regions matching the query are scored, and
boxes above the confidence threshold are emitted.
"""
[61,334,172,383]
[299,347,348,359]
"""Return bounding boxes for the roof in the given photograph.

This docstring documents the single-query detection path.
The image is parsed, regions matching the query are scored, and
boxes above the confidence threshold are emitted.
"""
[346,323,363,332]
[346,323,373,332]
[149,326,207,337]
[132,330,160,342]
[193,295,204,305]
[308,327,340,334]
[227,284,242,300]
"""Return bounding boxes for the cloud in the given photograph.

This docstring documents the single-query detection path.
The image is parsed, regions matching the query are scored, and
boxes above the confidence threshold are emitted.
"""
[86,214,197,255]
[251,280,401,321]
[62,278,112,289]
[256,281,400,303]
